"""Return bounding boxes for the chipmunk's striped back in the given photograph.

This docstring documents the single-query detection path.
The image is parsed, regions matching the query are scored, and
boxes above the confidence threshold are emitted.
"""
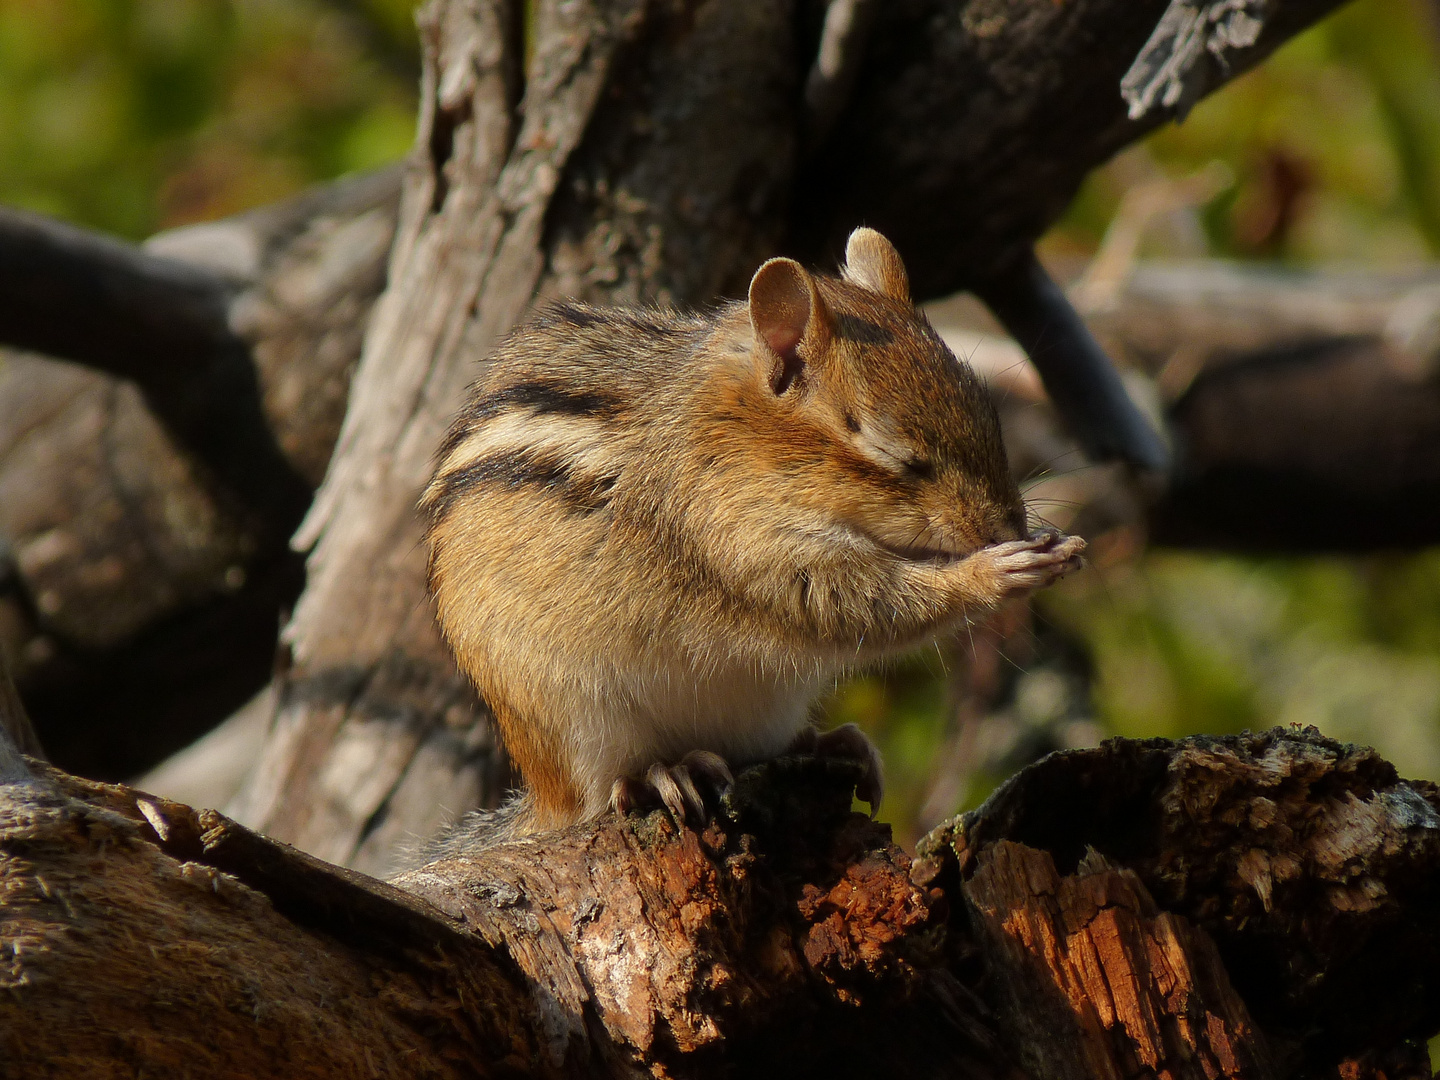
[420,230,1083,849]
[423,300,712,537]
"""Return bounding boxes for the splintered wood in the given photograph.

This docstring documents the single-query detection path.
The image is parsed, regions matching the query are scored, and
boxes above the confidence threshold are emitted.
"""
[4,731,1439,1078]
[964,841,1268,1080]
[392,761,969,1076]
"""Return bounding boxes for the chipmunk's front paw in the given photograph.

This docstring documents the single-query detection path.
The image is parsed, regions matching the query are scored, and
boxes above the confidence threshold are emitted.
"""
[975,531,1086,601]
[609,750,735,827]
[790,722,884,816]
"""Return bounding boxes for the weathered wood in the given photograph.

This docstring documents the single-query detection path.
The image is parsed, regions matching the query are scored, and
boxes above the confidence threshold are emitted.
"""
[0,206,310,534]
[0,171,399,779]
[5,729,1438,1077]
[1089,265,1440,552]
[235,0,799,875]
[919,728,1440,1075]
[1,756,1010,1079]
[964,841,1270,1080]
[0,765,536,1079]
[792,0,1346,297]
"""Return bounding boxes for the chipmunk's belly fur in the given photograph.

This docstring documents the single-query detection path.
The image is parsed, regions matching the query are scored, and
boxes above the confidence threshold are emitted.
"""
[554,659,824,817]
[428,462,833,821]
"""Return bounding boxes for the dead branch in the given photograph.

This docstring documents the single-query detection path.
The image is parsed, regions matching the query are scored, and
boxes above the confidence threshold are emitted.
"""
[790,0,1347,296]
[0,171,399,779]
[4,730,1437,1077]
[919,728,1440,1074]
[936,261,1440,553]
[975,249,1169,471]
[0,206,309,529]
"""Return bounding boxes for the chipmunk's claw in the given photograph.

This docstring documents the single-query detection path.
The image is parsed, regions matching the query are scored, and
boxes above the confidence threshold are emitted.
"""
[611,750,735,827]
[609,775,646,819]
[792,722,885,817]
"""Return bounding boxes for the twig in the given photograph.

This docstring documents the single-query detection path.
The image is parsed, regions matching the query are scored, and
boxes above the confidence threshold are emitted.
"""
[1068,160,1233,315]
[974,247,1171,473]
[1121,0,1268,121]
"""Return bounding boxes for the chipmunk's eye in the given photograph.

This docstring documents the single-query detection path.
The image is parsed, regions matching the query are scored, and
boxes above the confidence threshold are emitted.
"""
[904,457,934,479]
[844,412,861,433]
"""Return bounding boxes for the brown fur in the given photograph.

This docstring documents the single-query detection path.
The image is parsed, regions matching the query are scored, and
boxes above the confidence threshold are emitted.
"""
[422,228,1083,839]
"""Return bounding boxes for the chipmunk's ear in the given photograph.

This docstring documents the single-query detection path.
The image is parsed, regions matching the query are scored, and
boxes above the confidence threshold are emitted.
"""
[842,227,910,304]
[749,257,832,395]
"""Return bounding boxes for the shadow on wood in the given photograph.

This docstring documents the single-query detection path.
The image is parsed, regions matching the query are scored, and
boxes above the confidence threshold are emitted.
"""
[3,728,1437,1078]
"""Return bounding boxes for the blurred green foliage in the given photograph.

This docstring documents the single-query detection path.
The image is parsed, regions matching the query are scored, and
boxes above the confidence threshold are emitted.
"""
[3,0,1439,849]
[1044,552,1440,778]
[0,0,419,238]
[1055,0,1440,264]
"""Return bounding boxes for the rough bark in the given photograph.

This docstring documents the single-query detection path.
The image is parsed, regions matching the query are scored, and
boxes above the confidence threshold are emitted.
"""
[1,755,1008,1079]
[4,730,1437,1077]
[917,727,1440,1075]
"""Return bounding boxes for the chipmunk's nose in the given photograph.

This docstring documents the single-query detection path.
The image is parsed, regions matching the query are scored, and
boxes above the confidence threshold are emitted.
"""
[983,504,1028,545]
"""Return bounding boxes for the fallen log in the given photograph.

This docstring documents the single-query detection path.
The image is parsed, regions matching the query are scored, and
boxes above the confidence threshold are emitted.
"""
[3,726,1437,1077]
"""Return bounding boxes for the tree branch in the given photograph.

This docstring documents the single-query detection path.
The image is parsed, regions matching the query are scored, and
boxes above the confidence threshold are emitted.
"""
[0,206,310,528]
[975,249,1169,471]
[793,0,1350,298]
[0,169,403,781]
[4,731,1437,1076]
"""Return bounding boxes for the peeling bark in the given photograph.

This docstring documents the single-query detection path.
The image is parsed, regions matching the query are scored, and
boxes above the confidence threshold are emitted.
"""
[919,728,1440,1074]
[964,841,1270,1080]
[3,731,1438,1076]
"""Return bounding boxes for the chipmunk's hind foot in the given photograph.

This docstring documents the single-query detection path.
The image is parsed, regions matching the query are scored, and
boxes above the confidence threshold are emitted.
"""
[610,750,736,827]
[790,722,884,816]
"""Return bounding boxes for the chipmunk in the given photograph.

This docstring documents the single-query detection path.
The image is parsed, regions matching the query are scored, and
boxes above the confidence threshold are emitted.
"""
[420,228,1084,849]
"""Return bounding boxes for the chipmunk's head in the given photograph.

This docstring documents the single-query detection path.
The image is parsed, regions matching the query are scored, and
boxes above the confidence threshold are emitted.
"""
[740,227,1025,561]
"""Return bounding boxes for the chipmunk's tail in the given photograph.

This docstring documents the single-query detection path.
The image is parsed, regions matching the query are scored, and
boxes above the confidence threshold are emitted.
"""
[405,790,540,867]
